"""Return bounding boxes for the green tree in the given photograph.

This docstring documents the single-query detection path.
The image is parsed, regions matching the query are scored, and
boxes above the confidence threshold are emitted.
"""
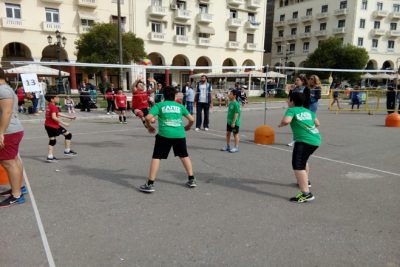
[304,37,369,83]
[75,23,146,89]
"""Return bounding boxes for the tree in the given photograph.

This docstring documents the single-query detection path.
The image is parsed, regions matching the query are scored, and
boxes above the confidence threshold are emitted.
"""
[304,37,369,83]
[75,23,146,89]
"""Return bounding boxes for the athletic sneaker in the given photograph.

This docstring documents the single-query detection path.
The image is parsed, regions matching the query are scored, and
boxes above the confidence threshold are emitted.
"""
[107,112,110,115]
[123,121,128,124]
[297,181,312,188]
[186,178,197,188]
[220,145,230,151]
[139,183,155,193]
[0,186,28,197]
[0,194,25,208]
[47,157,58,163]
[229,147,240,153]
[287,141,295,147]
[290,192,315,203]
[64,150,77,156]
[195,128,200,132]
[204,128,209,131]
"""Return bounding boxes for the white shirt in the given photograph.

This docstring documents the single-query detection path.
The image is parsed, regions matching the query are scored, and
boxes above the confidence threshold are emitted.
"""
[198,83,208,103]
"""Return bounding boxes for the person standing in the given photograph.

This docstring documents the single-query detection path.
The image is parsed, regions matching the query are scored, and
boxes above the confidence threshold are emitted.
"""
[221,90,241,153]
[194,75,212,131]
[386,85,396,114]
[0,68,26,207]
[16,85,25,113]
[155,83,164,103]
[105,87,115,114]
[278,92,321,203]
[330,82,341,110]
[351,85,361,110]
[139,86,196,193]
[185,84,194,115]
[38,77,47,112]
[114,89,127,124]
[308,75,321,113]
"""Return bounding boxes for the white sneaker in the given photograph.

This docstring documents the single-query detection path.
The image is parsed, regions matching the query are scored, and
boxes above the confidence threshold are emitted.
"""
[229,147,240,153]
[107,112,110,115]
[221,145,230,151]
[204,128,209,131]
[195,128,200,132]
[287,141,295,147]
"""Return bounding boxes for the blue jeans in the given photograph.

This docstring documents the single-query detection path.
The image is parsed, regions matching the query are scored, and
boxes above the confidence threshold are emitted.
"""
[309,102,318,113]
[186,101,193,115]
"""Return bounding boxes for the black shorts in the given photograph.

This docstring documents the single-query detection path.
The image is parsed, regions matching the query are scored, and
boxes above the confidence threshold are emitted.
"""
[226,123,239,134]
[45,126,67,138]
[141,108,149,117]
[18,100,25,106]
[152,134,188,159]
[117,107,127,112]
[292,142,318,170]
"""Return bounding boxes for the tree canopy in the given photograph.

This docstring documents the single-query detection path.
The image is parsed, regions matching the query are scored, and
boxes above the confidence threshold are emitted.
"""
[304,37,369,82]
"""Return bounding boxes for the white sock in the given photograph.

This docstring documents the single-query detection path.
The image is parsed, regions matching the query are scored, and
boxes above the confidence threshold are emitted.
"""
[48,154,54,159]
[64,148,70,153]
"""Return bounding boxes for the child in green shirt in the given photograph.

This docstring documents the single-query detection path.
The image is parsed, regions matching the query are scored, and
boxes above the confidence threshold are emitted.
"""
[278,92,321,203]
[139,86,195,193]
[221,90,241,153]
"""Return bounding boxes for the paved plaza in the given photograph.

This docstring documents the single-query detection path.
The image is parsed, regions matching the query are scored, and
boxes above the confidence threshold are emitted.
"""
[1,100,399,267]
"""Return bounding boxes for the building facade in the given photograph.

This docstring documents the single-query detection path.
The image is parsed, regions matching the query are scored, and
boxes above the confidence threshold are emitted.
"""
[0,0,267,89]
[271,0,400,72]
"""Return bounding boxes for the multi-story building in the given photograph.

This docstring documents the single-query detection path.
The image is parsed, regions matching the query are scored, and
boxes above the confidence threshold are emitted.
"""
[271,0,400,72]
[0,0,267,89]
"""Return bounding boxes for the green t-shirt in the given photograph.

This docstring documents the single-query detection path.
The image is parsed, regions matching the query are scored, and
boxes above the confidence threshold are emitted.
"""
[150,100,189,138]
[227,100,241,126]
[284,106,321,146]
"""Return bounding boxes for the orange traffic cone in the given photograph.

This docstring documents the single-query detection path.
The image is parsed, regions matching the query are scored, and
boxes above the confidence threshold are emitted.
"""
[385,113,400,127]
[0,165,9,185]
[254,125,275,145]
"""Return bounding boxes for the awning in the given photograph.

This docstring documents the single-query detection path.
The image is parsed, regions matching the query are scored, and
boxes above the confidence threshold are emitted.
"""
[4,64,70,76]
[78,11,98,20]
[196,25,215,35]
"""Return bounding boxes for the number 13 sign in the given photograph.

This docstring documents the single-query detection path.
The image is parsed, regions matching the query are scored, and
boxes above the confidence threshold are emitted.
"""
[20,73,40,93]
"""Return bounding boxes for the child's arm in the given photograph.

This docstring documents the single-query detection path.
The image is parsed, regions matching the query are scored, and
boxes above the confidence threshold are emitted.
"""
[58,113,76,120]
[184,114,194,131]
[314,118,320,127]
[52,112,70,127]
[145,114,156,133]
[278,116,292,127]
[231,112,239,127]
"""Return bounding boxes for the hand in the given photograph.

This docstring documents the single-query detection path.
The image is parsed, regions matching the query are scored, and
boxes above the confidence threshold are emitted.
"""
[0,134,4,149]
[70,116,76,120]
[231,123,235,128]
[184,125,191,131]
[147,126,156,134]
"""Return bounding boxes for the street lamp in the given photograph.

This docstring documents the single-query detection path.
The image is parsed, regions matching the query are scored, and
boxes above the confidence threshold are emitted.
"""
[47,30,67,94]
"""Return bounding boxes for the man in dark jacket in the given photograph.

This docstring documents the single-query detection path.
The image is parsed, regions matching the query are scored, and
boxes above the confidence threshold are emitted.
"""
[194,75,212,131]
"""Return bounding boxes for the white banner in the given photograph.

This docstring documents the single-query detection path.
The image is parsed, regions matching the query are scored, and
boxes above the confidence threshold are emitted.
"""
[20,73,40,93]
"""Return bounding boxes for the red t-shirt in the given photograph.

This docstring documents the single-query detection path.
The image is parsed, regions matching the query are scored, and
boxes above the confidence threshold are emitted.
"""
[17,87,25,101]
[105,91,114,100]
[132,90,149,110]
[115,94,127,108]
[45,103,60,129]
[175,99,183,104]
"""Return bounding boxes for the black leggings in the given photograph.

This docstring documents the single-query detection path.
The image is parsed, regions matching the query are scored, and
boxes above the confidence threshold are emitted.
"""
[292,142,318,170]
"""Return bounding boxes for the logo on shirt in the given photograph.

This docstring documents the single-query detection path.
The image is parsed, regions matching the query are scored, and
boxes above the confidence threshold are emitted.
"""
[161,106,181,113]
[296,112,312,121]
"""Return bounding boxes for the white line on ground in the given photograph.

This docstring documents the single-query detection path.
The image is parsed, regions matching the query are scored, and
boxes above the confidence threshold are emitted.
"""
[205,129,400,177]
[19,155,56,267]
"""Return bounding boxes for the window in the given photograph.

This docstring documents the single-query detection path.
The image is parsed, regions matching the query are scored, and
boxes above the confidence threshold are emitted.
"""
[248,13,256,22]
[277,45,282,53]
[199,4,208,13]
[338,19,346,28]
[230,10,238,18]
[360,19,365,28]
[394,4,400,12]
[390,23,397,30]
[305,25,311,33]
[177,1,186,10]
[151,0,162,6]
[198,33,209,38]
[6,3,21,19]
[151,21,162,33]
[306,8,312,16]
[229,31,237,41]
[361,0,368,10]
[357,37,363,46]
[377,2,383,11]
[5,42,24,57]
[303,42,310,52]
[292,11,298,19]
[247,33,254,43]
[374,21,380,29]
[278,30,284,37]
[176,25,185,36]
[388,40,395,49]
[321,5,328,13]
[320,22,327,30]
[45,8,59,23]
[289,43,295,52]
[340,1,347,9]
[291,28,297,35]
[280,14,285,21]
[372,39,378,48]
[81,19,94,27]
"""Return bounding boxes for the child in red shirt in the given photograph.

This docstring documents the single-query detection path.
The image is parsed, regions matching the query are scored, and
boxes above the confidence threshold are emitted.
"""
[16,86,25,113]
[44,94,77,162]
[114,89,127,124]
[132,80,153,128]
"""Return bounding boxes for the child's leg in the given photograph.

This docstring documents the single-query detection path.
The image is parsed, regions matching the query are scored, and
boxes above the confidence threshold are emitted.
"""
[48,137,56,158]
[118,110,122,122]
[226,131,231,146]
[63,131,72,151]
[179,157,193,176]
[148,159,161,181]
[233,132,240,147]
[294,170,310,193]
[122,110,126,122]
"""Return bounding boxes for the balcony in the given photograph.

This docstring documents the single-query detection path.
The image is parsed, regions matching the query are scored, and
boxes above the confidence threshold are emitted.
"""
[334,8,348,16]
[198,0,209,3]
[387,48,395,53]
[227,41,240,49]
[197,13,213,23]
[247,0,261,9]
[287,18,299,25]
[245,20,260,30]
[174,9,191,20]
[41,0,63,3]
[245,43,257,50]
[274,21,285,27]
[148,5,167,17]
[41,21,61,32]
[301,15,313,22]
[197,37,210,46]
[314,30,327,37]
[285,34,297,41]
[77,0,97,8]
[227,0,244,6]
[370,29,385,36]
[316,12,329,20]
[1,18,25,30]
[79,25,93,34]
[174,35,189,44]
[227,18,242,27]
[333,27,345,34]
[386,30,400,37]
[372,10,388,18]
[273,36,284,42]
[149,32,166,42]
[389,12,400,20]
[299,32,312,39]
[303,50,309,54]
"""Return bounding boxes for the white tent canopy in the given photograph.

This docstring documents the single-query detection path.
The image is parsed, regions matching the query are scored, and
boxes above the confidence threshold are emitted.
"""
[4,64,70,76]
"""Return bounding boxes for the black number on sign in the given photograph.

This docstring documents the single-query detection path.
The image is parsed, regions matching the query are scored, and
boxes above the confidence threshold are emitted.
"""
[25,79,37,86]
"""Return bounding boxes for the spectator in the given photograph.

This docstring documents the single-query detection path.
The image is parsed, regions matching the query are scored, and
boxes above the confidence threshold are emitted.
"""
[194,75,213,131]
[308,75,321,113]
